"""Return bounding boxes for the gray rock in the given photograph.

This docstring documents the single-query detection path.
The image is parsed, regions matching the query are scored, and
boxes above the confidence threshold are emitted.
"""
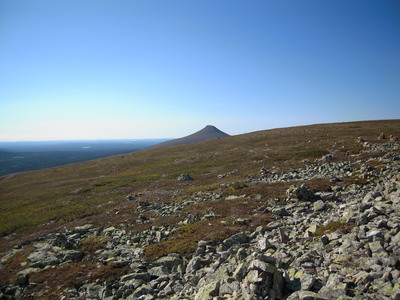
[320,154,334,162]
[258,237,274,251]
[126,194,136,201]
[60,250,83,262]
[194,281,220,300]
[287,184,314,201]
[249,259,277,274]
[247,269,263,283]
[273,207,290,216]
[318,274,347,298]
[233,262,248,281]
[177,174,193,181]
[223,232,251,248]
[128,286,154,299]
[120,272,151,282]
[73,223,93,233]
[82,283,103,299]
[186,257,210,274]
[300,273,316,291]
[28,250,60,268]
[313,200,326,212]
[219,280,240,296]
[154,254,183,273]
[286,290,327,300]
[148,266,168,277]
[52,234,74,249]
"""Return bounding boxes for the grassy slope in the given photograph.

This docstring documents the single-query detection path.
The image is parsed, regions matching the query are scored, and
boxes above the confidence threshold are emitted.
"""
[0,120,399,254]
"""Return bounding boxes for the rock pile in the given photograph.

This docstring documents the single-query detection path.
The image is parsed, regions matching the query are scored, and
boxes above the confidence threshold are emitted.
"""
[1,141,399,299]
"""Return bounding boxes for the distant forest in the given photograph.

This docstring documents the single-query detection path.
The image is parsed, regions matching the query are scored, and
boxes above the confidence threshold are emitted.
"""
[0,139,168,176]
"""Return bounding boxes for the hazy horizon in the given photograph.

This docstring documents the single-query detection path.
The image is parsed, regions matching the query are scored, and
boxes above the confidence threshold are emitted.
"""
[0,138,171,143]
[1,0,399,141]
[0,119,399,142]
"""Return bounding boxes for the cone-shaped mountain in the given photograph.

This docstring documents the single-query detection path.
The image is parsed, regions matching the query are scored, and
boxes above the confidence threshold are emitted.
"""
[154,125,230,148]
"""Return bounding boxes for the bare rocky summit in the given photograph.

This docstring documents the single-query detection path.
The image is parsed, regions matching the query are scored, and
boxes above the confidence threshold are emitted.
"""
[154,125,230,148]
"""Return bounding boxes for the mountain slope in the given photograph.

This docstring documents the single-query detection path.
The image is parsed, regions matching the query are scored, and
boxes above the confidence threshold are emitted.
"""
[154,125,230,148]
[1,120,400,299]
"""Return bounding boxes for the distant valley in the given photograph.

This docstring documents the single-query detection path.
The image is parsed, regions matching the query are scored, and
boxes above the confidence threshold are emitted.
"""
[0,139,169,176]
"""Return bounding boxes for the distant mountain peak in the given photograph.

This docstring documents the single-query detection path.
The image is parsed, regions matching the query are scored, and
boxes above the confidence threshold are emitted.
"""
[154,125,230,148]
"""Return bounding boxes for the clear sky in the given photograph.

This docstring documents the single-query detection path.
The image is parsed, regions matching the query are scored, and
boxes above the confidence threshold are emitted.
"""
[0,0,399,141]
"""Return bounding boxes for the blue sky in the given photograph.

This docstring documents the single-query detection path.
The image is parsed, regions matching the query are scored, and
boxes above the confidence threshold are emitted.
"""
[0,0,399,141]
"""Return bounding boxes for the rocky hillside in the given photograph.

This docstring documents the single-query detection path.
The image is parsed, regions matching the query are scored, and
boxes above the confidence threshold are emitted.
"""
[0,120,400,299]
[154,125,230,148]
